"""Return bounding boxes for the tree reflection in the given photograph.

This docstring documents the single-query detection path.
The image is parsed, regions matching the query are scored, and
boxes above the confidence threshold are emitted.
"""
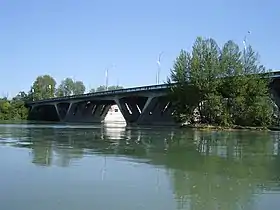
[166,131,277,210]
[2,124,280,209]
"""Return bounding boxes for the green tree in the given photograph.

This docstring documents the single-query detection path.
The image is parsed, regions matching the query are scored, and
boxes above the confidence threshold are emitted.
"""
[168,36,273,127]
[95,85,124,92]
[233,46,273,126]
[167,50,200,123]
[13,91,29,102]
[107,85,123,90]
[56,78,86,96]
[56,78,74,97]
[89,88,95,93]
[96,85,106,92]
[0,98,12,120]
[30,75,56,100]
[72,80,85,95]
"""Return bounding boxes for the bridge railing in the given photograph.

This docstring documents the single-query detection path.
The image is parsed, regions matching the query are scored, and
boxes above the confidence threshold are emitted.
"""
[27,83,172,104]
[26,70,280,105]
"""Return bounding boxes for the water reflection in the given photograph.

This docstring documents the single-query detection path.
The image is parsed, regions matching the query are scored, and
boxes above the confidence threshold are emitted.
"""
[1,124,280,209]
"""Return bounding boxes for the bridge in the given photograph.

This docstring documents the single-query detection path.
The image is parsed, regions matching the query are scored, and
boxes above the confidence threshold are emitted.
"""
[26,71,280,125]
[26,83,176,125]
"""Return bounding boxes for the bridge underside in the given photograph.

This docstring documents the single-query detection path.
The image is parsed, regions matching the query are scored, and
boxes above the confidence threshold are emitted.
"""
[28,96,177,126]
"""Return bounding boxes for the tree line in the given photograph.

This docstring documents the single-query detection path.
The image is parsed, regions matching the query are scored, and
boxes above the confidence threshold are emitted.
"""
[1,36,278,126]
[0,75,123,120]
[168,36,277,127]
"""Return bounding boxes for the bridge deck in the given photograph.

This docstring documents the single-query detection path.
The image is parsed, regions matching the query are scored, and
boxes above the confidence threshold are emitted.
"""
[26,70,280,105]
[26,83,171,105]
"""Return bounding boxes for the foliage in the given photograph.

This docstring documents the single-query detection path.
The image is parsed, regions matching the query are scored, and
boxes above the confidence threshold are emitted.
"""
[95,85,123,92]
[168,37,274,127]
[0,96,28,120]
[29,75,56,100]
[0,73,124,121]
[56,78,85,97]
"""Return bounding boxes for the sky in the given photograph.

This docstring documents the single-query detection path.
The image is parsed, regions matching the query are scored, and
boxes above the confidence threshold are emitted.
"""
[0,0,279,98]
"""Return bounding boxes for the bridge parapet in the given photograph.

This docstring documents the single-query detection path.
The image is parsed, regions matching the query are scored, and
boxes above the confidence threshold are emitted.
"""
[26,83,171,106]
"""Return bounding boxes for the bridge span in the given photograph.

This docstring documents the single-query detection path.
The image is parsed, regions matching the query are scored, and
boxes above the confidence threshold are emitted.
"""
[26,84,176,125]
[26,71,280,126]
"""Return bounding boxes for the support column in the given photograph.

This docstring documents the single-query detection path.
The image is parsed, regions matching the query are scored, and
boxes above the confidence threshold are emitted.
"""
[56,102,71,121]
[137,96,176,126]
[115,97,148,124]
[27,104,60,122]
[54,104,62,121]
[63,101,112,123]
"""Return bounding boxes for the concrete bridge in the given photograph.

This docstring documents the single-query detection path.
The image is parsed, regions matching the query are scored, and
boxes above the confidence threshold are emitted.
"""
[26,70,280,126]
[26,83,175,125]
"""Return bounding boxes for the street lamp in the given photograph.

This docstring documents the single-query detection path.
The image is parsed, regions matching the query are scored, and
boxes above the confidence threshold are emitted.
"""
[156,52,163,85]
[105,64,116,91]
[243,31,251,52]
[31,88,34,101]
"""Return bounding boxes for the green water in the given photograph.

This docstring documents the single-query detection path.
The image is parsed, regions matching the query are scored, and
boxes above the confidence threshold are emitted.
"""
[0,123,280,210]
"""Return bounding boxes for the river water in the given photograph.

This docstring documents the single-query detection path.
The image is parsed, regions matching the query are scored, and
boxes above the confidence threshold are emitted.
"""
[0,122,280,210]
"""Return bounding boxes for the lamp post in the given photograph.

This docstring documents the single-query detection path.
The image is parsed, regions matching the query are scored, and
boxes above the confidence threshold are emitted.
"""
[243,31,251,52]
[156,52,163,84]
[105,68,108,91]
[105,64,116,91]
[31,88,34,101]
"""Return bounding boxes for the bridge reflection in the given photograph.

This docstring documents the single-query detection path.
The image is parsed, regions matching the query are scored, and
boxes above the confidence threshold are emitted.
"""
[1,125,280,209]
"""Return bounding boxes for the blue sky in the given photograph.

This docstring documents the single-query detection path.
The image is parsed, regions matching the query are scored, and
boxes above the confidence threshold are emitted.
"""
[0,0,279,97]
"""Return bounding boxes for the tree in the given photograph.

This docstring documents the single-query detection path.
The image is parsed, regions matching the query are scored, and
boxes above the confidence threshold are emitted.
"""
[95,85,124,92]
[89,88,95,93]
[56,78,86,97]
[72,80,85,95]
[13,91,29,102]
[56,78,74,97]
[167,50,200,123]
[0,96,28,120]
[233,46,273,126]
[107,85,123,91]
[168,36,273,127]
[95,85,107,92]
[30,75,56,100]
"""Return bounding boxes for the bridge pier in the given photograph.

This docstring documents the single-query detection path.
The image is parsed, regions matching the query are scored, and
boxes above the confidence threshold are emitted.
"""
[115,96,148,124]
[28,104,60,121]
[115,96,176,126]
[271,79,280,109]
[26,83,179,125]
[28,100,113,123]
[63,100,113,123]
[137,96,176,126]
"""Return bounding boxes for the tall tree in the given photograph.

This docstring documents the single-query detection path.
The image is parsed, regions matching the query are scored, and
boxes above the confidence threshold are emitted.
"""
[168,36,273,127]
[234,46,273,126]
[107,85,123,91]
[30,75,56,100]
[95,85,124,92]
[56,78,74,97]
[167,50,199,122]
[95,85,106,92]
[56,78,86,97]
[72,80,85,95]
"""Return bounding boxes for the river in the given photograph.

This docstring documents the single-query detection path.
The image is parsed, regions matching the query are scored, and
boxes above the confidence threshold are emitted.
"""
[0,122,280,210]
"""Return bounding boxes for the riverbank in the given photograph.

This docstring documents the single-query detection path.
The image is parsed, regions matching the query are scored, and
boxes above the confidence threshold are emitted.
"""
[181,123,272,131]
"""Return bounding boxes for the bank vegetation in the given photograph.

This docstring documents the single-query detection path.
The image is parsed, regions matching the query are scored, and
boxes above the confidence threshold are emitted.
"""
[168,37,278,128]
[0,76,123,120]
